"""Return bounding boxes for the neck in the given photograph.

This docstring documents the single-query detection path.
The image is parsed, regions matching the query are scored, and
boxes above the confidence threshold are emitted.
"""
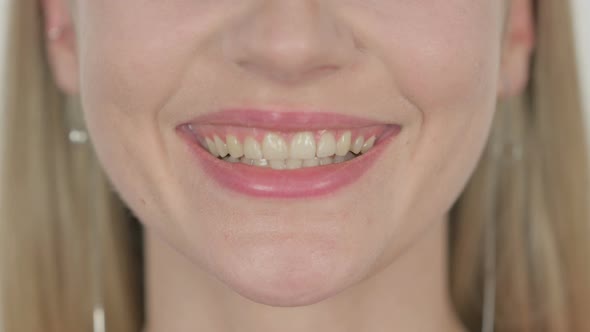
[143,216,465,332]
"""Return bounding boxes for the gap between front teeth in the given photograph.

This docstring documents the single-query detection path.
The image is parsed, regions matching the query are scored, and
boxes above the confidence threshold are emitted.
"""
[203,131,377,170]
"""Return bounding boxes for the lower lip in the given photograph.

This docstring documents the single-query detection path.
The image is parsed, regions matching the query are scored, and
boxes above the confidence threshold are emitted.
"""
[177,126,401,199]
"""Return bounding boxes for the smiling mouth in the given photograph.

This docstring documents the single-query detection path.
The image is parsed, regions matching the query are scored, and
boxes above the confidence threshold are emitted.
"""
[176,109,401,198]
[182,124,386,170]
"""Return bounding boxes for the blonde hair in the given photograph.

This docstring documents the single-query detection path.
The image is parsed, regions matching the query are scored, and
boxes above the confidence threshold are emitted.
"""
[1,0,588,331]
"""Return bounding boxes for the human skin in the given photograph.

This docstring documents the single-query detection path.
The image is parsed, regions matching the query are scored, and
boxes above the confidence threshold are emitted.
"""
[42,0,534,331]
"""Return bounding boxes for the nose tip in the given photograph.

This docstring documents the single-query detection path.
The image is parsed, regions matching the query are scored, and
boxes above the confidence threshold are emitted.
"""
[222,1,359,85]
[232,40,347,84]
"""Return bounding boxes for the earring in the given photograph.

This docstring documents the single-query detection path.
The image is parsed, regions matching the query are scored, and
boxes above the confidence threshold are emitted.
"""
[480,208,497,332]
[88,153,106,332]
[68,129,89,144]
[479,76,522,332]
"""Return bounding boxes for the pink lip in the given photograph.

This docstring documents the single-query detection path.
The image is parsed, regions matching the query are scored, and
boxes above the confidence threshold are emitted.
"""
[177,109,402,199]
[188,108,386,130]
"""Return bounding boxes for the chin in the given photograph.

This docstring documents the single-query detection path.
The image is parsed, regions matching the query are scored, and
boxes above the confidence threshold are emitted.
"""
[209,235,364,307]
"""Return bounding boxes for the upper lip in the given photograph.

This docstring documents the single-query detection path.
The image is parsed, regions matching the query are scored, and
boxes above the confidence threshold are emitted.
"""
[183,107,395,130]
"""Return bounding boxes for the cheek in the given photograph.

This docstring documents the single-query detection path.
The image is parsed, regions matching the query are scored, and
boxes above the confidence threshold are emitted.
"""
[400,7,501,184]
[74,2,219,221]
[376,2,502,109]
[76,4,200,120]
[367,2,503,239]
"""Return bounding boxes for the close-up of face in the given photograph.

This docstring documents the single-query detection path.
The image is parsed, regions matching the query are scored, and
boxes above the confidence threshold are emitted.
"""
[46,0,531,308]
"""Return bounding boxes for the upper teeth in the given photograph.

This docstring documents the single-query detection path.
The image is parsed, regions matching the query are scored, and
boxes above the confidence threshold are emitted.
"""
[203,130,376,169]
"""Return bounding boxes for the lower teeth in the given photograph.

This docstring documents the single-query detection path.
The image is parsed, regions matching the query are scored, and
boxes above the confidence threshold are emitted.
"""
[220,152,358,169]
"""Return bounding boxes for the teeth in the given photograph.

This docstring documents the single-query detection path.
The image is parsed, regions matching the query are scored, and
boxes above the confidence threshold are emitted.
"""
[333,155,347,164]
[269,160,287,170]
[262,133,289,160]
[336,131,352,156]
[226,135,244,158]
[204,130,378,169]
[361,136,376,154]
[351,136,365,154]
[244,137,263,159]
[253,159,269,167]
[241,158,269,167]
[319,157,333,166]
[206,138,219,157]
[290,132,316,159]
[214,135,229,157]
[240,158,253,166]
[224,156,241,163]
[303,158,320,168]
[317,132,337,158]
[286,159,304,169]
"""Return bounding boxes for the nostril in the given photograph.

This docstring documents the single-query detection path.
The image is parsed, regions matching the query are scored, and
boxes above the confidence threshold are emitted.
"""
[233,55,341,85]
